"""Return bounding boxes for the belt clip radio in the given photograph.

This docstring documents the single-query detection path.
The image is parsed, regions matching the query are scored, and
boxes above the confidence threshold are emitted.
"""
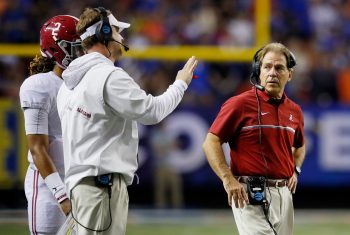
[247,176,267,205]
[95,174,113,188]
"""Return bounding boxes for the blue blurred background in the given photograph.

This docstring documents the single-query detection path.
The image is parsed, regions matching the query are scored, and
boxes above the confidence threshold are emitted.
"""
[0,0,350,210]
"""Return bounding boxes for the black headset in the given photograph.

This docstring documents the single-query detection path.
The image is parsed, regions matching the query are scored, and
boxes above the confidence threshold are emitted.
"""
[93,7,113,46]
[92,7,130,51]
[250,46,296,90]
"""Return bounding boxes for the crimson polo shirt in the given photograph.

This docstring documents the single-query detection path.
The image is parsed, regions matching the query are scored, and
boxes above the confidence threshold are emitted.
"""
[209,87,305,179]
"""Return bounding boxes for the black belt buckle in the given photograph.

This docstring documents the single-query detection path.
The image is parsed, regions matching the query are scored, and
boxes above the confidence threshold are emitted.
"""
[95,174,113,188]
[247,176,266,205]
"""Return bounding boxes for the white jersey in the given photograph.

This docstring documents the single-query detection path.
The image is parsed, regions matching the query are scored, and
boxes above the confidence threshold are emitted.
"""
[19,71,64,175]
[57,52,188,193]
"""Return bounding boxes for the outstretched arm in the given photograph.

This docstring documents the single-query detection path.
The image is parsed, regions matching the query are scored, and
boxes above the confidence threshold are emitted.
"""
[105,56,198,125]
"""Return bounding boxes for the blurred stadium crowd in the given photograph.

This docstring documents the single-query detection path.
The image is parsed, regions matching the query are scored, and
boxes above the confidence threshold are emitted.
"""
[0,0,350,107]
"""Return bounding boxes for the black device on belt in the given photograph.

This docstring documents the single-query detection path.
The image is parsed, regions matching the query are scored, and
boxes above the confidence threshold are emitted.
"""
[95,173,113,188]
[247,176,267,205]
[246,176,277,235]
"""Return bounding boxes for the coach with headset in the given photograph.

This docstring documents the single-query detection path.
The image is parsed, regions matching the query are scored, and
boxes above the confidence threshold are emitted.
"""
[56,6,197,235]
[202,42,306,235]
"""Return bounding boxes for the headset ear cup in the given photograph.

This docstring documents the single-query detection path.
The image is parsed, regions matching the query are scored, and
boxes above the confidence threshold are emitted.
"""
[94,7,113,45]
[251,47,263,84]
[252,61,260,83]
[101,22,112,44]
[288,51,297,68]
[94,20,113,45]
[255,61,260,83]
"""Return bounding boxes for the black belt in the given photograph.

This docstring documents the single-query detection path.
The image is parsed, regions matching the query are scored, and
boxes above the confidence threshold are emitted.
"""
[237,176,288,187]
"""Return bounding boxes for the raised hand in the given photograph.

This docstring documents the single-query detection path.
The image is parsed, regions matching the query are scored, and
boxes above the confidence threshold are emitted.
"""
[175,56,198,85]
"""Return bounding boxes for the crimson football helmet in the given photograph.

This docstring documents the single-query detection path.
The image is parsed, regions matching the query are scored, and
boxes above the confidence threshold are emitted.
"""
[40,15,83,69]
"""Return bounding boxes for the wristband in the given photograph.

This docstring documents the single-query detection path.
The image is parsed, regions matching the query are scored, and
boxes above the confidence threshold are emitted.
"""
[295,166,301,176]
[44,172,68,203]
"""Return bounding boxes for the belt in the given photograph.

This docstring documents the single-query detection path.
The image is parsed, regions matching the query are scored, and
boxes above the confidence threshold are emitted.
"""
[237,176,288,188]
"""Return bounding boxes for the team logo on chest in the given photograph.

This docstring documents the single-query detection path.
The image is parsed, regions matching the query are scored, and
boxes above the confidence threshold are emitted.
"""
[289,114,293,121]
[77,107,91,119]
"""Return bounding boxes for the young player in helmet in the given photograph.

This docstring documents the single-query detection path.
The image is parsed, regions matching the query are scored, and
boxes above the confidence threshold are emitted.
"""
[19,15,83,235]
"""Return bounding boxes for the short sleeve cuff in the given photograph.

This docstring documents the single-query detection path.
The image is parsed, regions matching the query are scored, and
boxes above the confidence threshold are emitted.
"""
[23,108,49,135]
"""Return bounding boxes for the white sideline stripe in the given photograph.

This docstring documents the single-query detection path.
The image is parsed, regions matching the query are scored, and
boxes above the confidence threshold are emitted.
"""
[242,125,295,134]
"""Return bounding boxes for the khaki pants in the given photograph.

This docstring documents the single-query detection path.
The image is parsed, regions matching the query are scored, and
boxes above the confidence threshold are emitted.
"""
[154,167,183,208]
[71,174,129,235]
[232,185,293,235]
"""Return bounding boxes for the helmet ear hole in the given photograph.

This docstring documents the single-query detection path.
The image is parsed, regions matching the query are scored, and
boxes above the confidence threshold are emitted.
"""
[50,47,57,53]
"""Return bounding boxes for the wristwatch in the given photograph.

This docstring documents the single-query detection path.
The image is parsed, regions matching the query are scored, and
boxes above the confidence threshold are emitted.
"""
[295,166,301,176]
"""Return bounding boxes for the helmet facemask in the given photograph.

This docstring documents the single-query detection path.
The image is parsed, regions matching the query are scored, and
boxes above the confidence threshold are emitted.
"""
[56,39,84,68]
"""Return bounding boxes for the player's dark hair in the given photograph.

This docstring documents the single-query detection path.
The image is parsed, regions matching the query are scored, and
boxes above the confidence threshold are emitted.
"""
[29,54,55,75]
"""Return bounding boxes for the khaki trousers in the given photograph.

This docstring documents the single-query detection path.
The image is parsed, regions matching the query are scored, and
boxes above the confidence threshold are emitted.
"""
[232,185,294,235]
[71,174,129,235]
[154,167,183,208]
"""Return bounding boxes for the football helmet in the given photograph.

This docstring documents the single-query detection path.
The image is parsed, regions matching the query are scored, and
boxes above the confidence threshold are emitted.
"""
[40,15,83,69]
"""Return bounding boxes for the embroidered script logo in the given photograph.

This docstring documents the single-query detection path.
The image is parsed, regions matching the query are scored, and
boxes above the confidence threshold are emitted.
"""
[77,107,91,119]
[261,112,269,116]
[289,114,293,121]
[46,22,61,41]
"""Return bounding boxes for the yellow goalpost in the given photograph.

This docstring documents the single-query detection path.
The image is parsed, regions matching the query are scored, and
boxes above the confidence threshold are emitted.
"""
[0,0,270,62]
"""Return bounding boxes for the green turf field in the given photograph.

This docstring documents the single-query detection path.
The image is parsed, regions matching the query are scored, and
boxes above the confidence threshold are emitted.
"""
[1,209,349,235]
[0,223,350,235]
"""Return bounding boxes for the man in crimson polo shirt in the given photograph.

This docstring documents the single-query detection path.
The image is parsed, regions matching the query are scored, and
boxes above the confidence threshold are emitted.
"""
[202,42,306,235]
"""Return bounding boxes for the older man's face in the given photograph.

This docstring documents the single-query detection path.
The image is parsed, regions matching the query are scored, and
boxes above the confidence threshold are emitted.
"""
[259,51,292,98]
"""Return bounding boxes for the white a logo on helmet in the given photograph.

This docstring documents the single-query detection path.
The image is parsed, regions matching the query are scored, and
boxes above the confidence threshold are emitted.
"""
[80,14,130,40]
[46,22,62,41]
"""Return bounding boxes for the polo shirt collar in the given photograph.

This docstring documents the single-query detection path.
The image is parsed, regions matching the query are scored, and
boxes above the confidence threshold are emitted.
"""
[255,87,287,104]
